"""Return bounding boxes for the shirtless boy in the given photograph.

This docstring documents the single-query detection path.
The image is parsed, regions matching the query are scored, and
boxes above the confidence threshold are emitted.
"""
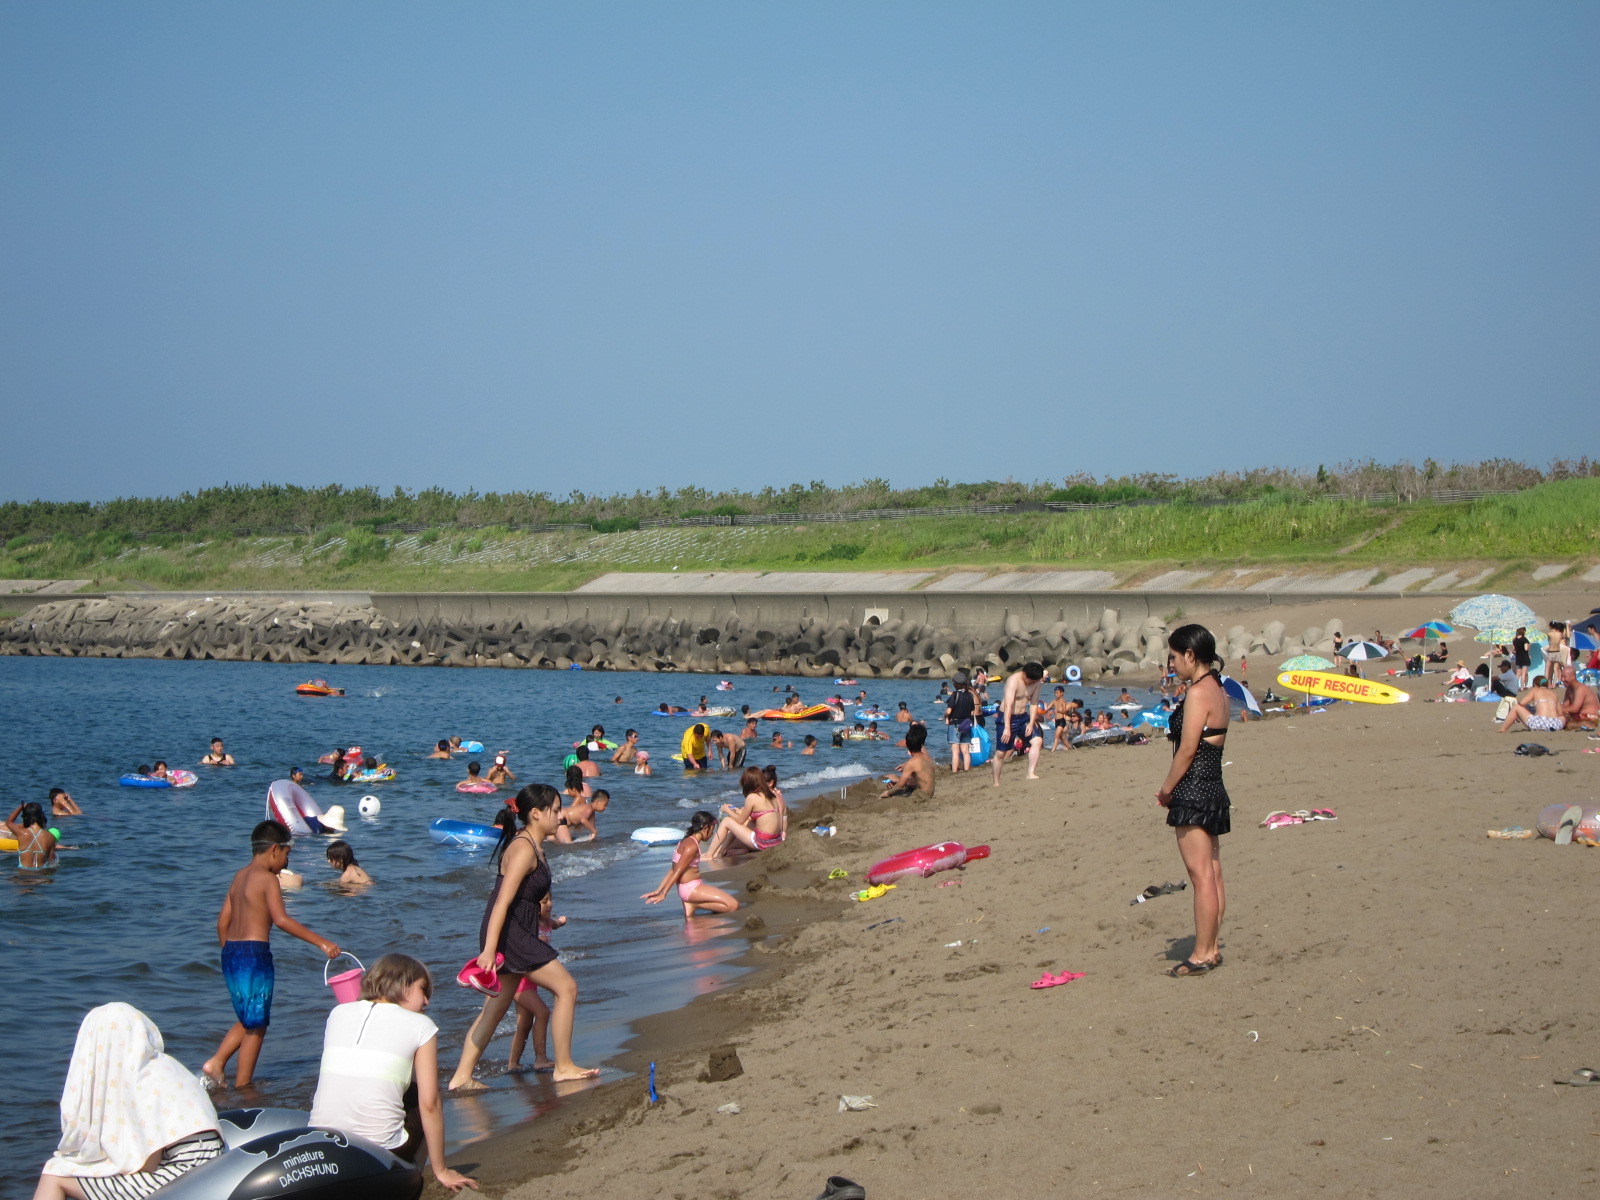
[709,730,746,770]
[1499,676,1562,733]
[573,745,602,779]
[611,730,640,763]
[426,740,454,760]
[47,787,83,816]
[556,790,609,843]
[992,663,1046,785]
[880,725,935,799]
[202,820,339,1087]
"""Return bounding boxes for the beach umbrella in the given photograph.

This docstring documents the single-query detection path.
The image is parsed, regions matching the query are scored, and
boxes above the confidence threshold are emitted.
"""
[1570,612,1600,638]
[1450,594,1538,633]
[1337,640,1389,662]
[1572,628,1599,654]
[1400,621,1454,640]
[1276,654,1334,707]
[1279,654,1335,671]
[1220,674,1262,718]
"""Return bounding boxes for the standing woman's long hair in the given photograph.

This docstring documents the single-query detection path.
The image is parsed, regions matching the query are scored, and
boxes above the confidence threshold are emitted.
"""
[1167,624,1223,675]
[493,784,561,862]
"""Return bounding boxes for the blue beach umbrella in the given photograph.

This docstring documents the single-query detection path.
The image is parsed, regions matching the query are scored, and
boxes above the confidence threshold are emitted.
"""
[1573,628,1599,654]
[1220,674,1262,717]
[1450,594,1538,633]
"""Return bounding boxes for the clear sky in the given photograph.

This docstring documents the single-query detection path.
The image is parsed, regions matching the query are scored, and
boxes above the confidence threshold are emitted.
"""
[2,1,1595,503]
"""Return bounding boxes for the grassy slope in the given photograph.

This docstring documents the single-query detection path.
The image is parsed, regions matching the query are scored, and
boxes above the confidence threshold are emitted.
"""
[2,480,1595,593]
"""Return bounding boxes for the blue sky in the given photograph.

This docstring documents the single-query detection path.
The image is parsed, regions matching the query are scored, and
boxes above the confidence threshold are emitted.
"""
[2,1,1595,503]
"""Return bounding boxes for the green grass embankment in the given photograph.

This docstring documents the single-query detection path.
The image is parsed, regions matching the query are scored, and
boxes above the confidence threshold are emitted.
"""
[1,480,1595,593]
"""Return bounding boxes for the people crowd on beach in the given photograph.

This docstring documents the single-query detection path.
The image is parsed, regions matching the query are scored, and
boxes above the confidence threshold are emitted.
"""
[26,600,1599,1199]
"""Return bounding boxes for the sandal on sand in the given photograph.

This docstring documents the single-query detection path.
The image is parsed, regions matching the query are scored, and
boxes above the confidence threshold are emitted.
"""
[1555,1068,1600,1086]
[1167,959,1217,978]
[1308,808,1337,821]
[1555,804,1584,846]
[1263,812,1303,829]
[1487,827,1536,840]
[1030,971,1086,989]
[816,1177,868,1200]
[1258,810,1291,827]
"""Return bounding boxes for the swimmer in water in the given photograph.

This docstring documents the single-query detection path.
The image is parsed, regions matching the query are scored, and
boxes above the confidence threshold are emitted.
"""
[611,729,639,764]
[573,744,601,779]
[770,731,790,750]
[48,787,82,816]
[5,802,57,868]
[426,740,453,760]
[801,734,817,755]
[200,738,236,766]
[642,812,739,918]
[461,761,491,788]
[324,840,373,886]
[487,754,515,786]
[149,760,170,781]
[633,750,653,776]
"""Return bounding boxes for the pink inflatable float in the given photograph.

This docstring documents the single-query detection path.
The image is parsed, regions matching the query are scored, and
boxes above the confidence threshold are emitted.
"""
[867,841,991,886]
[456,781,498,794]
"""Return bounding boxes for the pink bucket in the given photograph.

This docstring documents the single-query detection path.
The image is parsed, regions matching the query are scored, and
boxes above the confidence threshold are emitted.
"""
[324,953,365,1004]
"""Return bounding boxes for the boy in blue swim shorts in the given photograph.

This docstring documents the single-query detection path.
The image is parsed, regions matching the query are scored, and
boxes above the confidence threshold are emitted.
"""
[201,819,340,1088]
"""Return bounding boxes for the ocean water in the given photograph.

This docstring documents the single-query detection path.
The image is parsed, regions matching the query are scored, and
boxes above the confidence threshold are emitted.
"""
[0,656,1157,1195]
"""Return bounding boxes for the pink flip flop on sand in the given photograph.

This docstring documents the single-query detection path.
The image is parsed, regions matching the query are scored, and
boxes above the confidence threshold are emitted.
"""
[1030,971,1086,990]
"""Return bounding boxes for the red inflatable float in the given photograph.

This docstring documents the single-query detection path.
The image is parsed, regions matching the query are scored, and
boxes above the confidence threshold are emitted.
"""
[867,841,991,885]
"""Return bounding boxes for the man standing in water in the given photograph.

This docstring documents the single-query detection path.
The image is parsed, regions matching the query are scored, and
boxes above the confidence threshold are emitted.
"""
[992,662,1046,785]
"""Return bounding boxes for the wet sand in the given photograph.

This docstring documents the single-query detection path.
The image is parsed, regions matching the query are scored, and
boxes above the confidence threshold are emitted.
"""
[441,651,1597,1199]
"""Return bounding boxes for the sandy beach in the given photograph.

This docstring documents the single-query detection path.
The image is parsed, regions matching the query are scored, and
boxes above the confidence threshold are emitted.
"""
[442,594,1597,1200]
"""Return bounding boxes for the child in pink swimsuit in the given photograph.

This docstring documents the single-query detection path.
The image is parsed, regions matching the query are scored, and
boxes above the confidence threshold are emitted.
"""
[642,812,740,919]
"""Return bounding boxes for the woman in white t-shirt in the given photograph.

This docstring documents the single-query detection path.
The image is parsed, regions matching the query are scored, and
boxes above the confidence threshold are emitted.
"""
[310,955,477,1193]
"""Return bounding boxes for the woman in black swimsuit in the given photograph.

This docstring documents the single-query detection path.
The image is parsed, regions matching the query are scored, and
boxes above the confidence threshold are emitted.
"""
[448,784,598,1089]
[1157,625,1231,977]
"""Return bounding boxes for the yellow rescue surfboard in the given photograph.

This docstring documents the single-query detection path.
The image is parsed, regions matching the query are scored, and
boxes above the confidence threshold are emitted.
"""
[1276,670,1411,704]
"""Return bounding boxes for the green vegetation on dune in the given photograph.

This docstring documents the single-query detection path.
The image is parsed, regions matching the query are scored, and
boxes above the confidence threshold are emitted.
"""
[1,458,1593,542]
[0,479,1596,594]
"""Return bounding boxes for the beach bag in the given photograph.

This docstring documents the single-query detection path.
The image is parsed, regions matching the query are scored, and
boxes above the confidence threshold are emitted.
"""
[1494,697,1514,722]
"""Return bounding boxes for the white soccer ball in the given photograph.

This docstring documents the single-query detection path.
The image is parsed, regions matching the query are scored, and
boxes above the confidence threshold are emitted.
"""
[358,795,381,816]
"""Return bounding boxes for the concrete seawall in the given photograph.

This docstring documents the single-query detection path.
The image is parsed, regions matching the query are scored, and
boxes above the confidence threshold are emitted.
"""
[0,589,1411,681]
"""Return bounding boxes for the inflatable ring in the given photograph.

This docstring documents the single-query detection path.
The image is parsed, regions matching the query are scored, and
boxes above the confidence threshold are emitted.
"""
[1065,665,1082,683]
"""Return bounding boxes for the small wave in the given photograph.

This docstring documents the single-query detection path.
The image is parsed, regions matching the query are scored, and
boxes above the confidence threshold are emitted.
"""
[778,763,872,790]
[547,839,643,883]
[675,761,873,807]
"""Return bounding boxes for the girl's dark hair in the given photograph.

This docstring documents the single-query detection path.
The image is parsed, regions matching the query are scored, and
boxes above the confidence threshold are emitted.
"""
[564,764,584,790]
[590,725,605,738]
[363,757,377,770]
[137,765,151,776]
[493,784,561,862]
[739,766,768,797]
[686,811,717,837]
[761,765,779,790]
[18,802,48,828]
[1168,623,1222,671]
[326,840,356,869]
[466,760,482,775]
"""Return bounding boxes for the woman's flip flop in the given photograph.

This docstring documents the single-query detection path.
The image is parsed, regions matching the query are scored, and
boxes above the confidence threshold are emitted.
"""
[1030,971,1086,989]
[1167,959,1217,977]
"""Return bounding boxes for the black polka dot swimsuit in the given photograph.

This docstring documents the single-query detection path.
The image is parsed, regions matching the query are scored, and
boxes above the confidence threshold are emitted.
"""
[1165,679,1231,836]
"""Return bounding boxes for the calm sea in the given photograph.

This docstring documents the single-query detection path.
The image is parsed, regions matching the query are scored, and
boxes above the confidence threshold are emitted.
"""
[0,655,1154,1197]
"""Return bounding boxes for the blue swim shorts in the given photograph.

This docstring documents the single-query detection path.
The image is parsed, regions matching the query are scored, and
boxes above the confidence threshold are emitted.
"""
[221,940,274,1030]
